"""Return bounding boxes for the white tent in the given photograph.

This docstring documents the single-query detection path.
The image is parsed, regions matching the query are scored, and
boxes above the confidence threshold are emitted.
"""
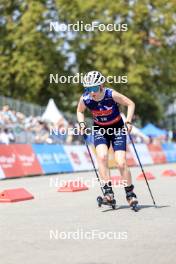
[42,98,68,124]
[166,100,176,115]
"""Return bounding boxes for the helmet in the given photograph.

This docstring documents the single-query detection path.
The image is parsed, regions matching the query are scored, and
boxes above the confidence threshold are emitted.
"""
[83,71,105,87]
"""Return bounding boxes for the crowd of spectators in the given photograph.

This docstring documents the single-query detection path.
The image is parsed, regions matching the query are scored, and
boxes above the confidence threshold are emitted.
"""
[0,104,83,145]
[0,104,174,145]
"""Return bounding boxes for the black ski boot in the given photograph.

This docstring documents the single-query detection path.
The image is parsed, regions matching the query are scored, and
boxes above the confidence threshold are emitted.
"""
[97,181,116,209]
[103,181,114,202]
[125,184,138,211]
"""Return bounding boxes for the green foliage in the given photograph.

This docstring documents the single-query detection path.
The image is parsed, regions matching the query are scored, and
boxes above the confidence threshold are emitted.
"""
[0,0,71,110]
[55,0,176,123]
[0,0,176,123]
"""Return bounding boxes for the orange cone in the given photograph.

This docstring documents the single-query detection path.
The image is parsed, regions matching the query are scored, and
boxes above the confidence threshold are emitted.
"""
[0,188,34,202]
[162,170,176,177]
[58,181,88,192]
[137,172,156,181]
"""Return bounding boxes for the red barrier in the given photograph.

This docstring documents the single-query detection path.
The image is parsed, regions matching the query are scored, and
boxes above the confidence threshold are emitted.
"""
[0,145,43,178]
[0,145,24,178]
[14,144,43,176]
[148,144,167,164]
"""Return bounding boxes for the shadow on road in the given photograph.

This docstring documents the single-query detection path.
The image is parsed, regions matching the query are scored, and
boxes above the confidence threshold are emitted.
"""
[101,204,170,212]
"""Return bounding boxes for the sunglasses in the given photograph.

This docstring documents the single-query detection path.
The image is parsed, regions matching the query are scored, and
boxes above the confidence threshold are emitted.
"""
[84,85,100,93]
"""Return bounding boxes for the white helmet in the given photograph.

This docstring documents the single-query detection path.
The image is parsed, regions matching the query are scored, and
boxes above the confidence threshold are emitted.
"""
[83,71,105,87]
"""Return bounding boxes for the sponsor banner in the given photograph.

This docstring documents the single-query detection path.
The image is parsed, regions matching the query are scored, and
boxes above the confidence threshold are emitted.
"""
[162,143,176,162]
[0,145,24,178]
[14,144,43,176]
[129,143,153,165]
[64,145,98,171]
[148,144,167,164]
[1,142,176,180]
[0,165,5,179]
[32,144,73,174]
[54,145,73,172]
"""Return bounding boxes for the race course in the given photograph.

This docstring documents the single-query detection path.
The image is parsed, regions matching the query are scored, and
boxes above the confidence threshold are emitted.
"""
[0,163,176,264]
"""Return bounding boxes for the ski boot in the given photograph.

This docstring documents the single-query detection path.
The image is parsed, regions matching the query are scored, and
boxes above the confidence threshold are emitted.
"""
[97,182,116,210]
[125,184,138,212]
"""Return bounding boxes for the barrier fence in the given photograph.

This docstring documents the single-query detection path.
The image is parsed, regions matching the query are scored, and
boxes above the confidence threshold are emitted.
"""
[0,143,176,179]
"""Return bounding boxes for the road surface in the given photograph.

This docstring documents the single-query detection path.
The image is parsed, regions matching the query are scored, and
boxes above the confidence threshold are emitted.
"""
[0,163,176,264]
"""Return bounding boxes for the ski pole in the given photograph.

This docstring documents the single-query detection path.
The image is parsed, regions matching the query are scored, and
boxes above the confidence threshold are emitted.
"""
[126,125,157,207]
[83,134,105,195]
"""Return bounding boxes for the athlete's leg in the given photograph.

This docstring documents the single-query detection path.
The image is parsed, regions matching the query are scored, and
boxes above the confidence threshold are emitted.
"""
[94,127,114,201]
[111,126,131,184]
[114,150,131,186]
[114,150,138,205]
[95,144,110,182]
[95,144,114,201]
[112,128,138,205]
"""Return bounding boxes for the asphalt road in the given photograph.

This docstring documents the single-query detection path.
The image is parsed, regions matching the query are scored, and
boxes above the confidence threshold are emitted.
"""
[0,163,176,264]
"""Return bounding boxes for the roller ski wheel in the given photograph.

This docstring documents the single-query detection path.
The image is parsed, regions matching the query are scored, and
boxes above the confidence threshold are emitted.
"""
[97,196,103,207]
[111,199,116,210]
[97,196,116,210]
[128,198,139,212]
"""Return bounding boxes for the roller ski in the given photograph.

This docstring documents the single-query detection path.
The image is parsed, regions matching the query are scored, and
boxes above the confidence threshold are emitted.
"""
[125,184,139,212]
[97,182,116,210]
[97,195,116,210]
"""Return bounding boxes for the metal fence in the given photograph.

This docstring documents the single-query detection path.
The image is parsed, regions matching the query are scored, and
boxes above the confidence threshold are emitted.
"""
[0,95,45,117]
[0,95,91,124]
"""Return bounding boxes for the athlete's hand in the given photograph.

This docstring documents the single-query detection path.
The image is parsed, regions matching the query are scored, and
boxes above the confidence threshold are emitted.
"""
[125,121,133,133]
[78,121,87,135]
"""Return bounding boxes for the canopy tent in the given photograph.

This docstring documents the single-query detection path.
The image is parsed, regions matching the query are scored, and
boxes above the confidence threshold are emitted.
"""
[141,123,167,138]
[42,98,68,124]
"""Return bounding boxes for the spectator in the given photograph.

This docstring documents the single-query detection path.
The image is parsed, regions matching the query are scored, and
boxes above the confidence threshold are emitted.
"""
[0,104,87,144]
[0,128,15,144]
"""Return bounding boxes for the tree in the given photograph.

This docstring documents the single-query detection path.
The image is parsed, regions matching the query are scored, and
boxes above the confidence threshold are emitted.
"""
[55,0,176,124]
[1,0,176,123]
[0,0,72,110]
